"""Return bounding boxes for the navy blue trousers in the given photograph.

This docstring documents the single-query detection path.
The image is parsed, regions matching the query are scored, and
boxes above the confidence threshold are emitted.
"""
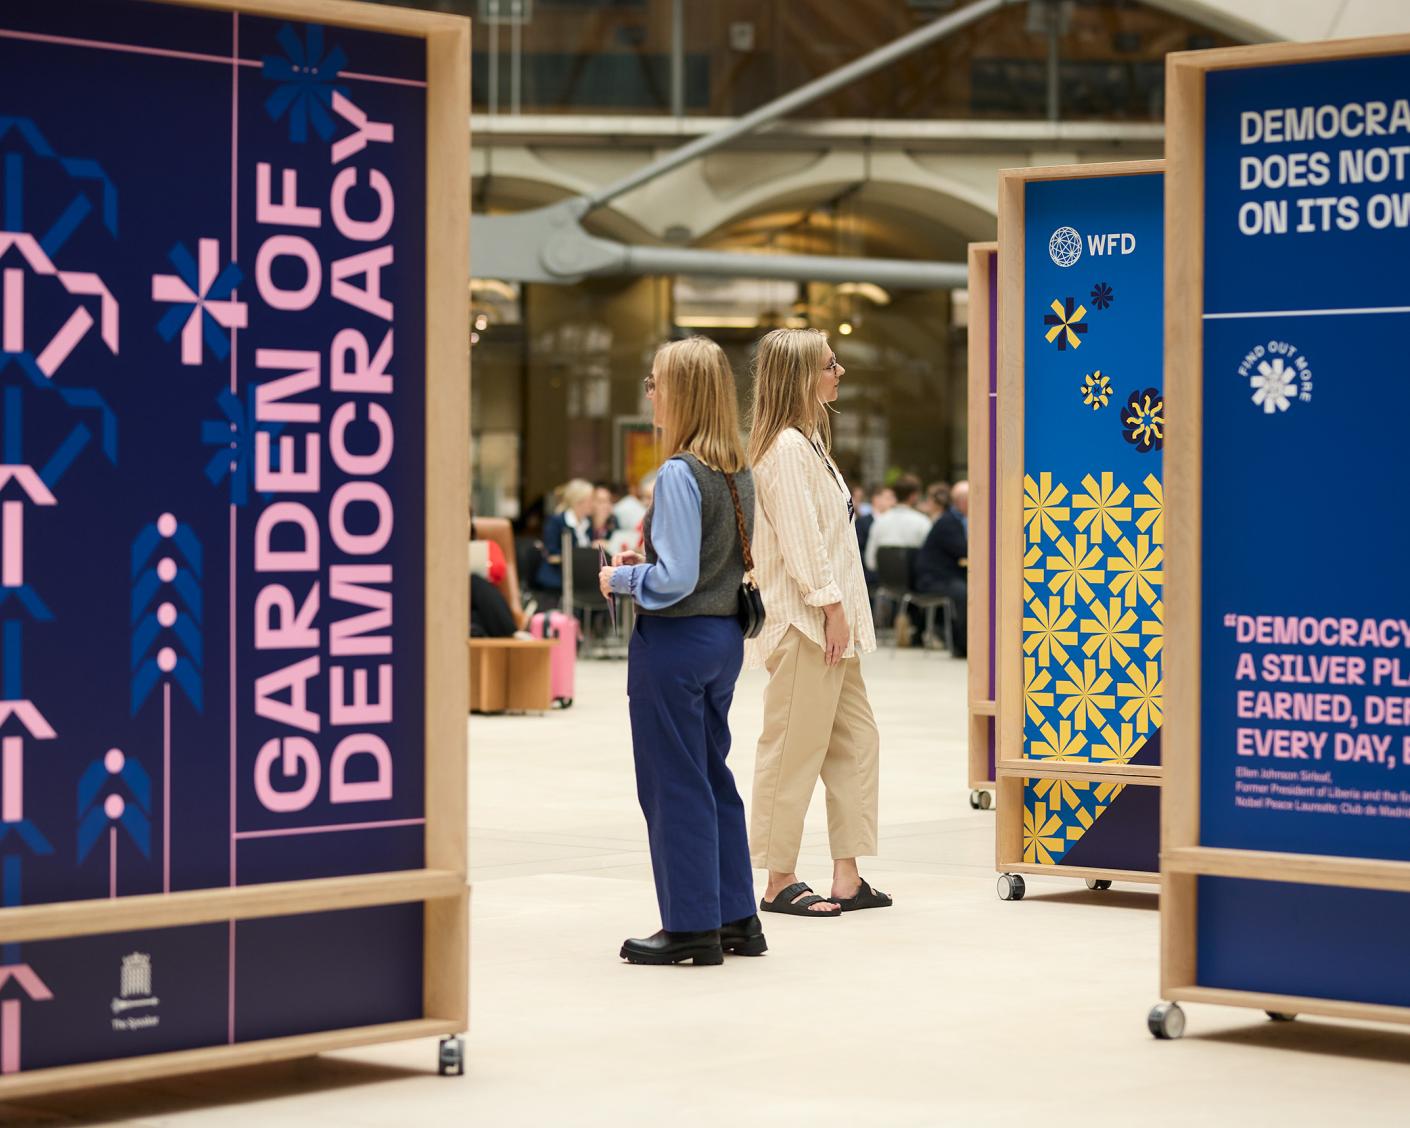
[628,614,756,933]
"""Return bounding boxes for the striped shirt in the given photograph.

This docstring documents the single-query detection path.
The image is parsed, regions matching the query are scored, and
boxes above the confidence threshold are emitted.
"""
[745,428,876,670]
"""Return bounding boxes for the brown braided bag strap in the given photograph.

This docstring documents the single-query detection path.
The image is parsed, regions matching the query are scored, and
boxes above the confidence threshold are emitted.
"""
[723,472,755,578]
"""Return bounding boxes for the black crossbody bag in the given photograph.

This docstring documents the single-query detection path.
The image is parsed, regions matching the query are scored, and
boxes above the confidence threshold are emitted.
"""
[723,472,765,640]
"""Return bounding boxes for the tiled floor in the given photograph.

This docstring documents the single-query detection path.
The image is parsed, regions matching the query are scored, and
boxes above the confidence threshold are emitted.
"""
[11,649,1410,1125]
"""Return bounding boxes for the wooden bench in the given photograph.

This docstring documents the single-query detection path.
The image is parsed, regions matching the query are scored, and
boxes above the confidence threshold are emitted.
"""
[468,638,555,714]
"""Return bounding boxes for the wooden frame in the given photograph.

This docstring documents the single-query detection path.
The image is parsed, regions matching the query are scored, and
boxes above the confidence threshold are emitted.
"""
[0,0,470,1097]
[1160,33,1410,1029]
[966,242,999,803]
[995,159,1166,890]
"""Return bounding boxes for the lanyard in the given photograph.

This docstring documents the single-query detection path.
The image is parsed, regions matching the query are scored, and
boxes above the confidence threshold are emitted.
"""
[802,431,855,524]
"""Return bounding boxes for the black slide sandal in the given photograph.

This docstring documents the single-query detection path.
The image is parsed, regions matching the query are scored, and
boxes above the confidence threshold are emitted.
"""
[760,881,841,917]
[832,879,893,912]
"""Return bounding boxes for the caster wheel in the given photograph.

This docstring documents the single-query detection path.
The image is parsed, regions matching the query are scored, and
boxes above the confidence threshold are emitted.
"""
[978,790,993,811]
[1148,1002,1186,1040]
[969,790,983,810]
[997,873,1026,901]
[438,1035,465,1076]
[1086,878,1112,891]
[1266,1011,1297,1023]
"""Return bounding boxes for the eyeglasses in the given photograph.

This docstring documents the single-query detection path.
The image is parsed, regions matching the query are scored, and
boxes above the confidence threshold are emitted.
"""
[823,357,840,373]
[643,375,656,395]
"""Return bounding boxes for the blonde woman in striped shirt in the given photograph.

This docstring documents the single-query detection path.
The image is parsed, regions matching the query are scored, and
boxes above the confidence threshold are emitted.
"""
[746,329,891,917]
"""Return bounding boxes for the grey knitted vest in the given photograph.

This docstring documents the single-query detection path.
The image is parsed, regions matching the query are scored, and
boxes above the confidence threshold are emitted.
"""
[639,454,753,619]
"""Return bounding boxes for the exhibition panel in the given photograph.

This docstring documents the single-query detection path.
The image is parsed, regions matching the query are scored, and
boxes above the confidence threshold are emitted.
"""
[966,241,997,811]
[1159,32,1410,1038]
[0,0,469,1096]
[995,161,1165,897]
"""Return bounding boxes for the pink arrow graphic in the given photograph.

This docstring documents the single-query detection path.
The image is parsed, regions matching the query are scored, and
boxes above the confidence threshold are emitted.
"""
[0,467,56,506]
[0,234,119,377]
[1,736,20,823]
[1,503,21,589]
[0,964,52,1001]
[0,967,53,1075]
[0,702,54,740]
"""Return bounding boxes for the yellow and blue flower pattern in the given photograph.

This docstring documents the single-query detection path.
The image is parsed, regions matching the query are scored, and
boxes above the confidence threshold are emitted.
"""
[1021,470,1164,864]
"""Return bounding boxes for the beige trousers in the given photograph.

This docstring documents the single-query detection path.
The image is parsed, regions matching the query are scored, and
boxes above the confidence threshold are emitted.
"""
[750,627,880,871]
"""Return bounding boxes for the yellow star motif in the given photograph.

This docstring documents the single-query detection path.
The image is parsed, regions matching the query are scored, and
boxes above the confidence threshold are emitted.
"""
[1135,473,1163,545]
[1094,722,1145,765]
[1023,801,1065,865]
[1023,544,1044,600]
[1108,534,1163,608]
[1046,534,1104,606]
[1118,660,1164,735]
[1025,658,1054,726]
[1080,597,1140,669]
[1044,298,1088,350]
[1033,775,1085,814]
[1023,473,1069,544]
[1143,600,1165,659]
[1031,718,1089,762]
[1057,659,1116,731]
[1023,596,1078,668]
[1072,471,1132,544]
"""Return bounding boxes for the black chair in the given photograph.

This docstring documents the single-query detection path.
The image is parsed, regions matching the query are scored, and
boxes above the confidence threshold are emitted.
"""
[568,542,625,658]
[875,546,953,653]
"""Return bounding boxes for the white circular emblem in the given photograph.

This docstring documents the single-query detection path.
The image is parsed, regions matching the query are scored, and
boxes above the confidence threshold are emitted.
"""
[1049,226,1083,268]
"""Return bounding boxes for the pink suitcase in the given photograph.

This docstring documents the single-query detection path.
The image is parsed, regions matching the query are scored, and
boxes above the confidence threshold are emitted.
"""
[529,611,578,708]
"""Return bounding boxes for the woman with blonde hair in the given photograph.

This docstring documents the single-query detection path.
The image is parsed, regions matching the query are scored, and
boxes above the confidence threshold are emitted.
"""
[747,328,891,916]
[599,336,767,966]
[534,477,594,599]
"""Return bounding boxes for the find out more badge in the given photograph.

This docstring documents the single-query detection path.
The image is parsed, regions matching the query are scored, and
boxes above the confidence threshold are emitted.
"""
[1238,340,1312,414]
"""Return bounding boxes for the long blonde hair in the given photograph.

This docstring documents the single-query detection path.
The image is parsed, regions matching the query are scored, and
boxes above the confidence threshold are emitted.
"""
[747,328,832,465]
[655,337,746,474]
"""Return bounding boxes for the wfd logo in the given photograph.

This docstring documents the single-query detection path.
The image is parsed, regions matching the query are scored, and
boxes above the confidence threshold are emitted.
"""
[1048,226,1137,267]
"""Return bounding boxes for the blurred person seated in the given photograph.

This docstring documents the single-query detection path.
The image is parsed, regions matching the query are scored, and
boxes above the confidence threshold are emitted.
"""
[863,474,930,573]
[622,469,656,556]
[856,483,894,588]
[915,480,969,657]
[469,530,518,638]
[917,480,952,521]
[534,478,594,599]
[589,484,620,545]
[612,478,647,535]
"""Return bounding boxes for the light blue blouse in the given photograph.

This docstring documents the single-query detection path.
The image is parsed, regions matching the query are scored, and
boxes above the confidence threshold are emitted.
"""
[609,459,701,610]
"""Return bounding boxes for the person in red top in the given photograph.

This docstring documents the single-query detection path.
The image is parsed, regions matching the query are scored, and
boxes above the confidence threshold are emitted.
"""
[470,526,516,637]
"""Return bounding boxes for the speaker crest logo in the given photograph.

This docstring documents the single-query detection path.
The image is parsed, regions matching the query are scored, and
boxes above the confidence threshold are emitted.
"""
[111,951,160,1031]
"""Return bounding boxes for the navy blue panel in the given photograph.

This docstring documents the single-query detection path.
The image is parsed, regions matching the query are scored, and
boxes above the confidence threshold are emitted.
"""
[1199,53,1410,862]
[1198,877,1410,1007]
[6,923,228,1073]
[237,823,423,884]
[1205,57,1410,314]
[1057,780,1160,873]
[235,903,423,1042]
[0,0,427,912]
[0,0,430,1072]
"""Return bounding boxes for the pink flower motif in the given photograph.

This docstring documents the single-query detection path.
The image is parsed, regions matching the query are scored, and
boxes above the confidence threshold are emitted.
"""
[151,239,247,366]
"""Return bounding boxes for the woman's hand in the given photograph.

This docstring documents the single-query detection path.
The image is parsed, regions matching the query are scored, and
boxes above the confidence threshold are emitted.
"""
[823,603,849,667]
[599,566,617,600]
[612,550,644,567]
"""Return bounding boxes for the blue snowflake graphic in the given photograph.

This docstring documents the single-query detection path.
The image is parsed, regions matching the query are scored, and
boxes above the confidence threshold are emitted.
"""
[201,387,287,507]
[262,24,349,143]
